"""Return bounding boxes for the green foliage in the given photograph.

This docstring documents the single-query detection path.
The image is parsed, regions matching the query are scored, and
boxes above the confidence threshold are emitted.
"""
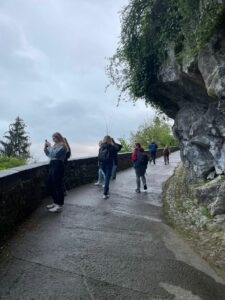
[118,138,133,152]
[0,156,26,170]
[130,116,177,149]
[201,206,213,220]
[0,116,31,160]
[107,0,225,108]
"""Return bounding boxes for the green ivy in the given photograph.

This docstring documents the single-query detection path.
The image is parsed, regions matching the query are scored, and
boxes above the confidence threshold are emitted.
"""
[107,0,225,109]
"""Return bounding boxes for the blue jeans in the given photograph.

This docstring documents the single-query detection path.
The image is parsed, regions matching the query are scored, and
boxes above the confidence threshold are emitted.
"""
[98,168,105,184]
[101,163,113,195]
[111,161,117,179]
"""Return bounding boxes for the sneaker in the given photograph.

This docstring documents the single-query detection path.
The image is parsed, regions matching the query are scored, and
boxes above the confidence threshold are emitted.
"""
[135,189,141,193]
[102,184,105,188]
[46,203,55,209]
[103,195,109,199]
[144,185,147,190]
[94,182,100,186]
[48,205,63,213]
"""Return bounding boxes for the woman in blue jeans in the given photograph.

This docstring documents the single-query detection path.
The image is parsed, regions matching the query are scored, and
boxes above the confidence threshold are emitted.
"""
[98,136,119,199]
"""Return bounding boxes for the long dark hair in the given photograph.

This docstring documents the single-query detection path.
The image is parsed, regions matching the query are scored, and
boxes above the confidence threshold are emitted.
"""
[64,137,71,158]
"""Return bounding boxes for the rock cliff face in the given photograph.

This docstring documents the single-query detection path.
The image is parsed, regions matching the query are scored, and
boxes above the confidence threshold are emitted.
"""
[150,1,225,215]
[156,27,225,181]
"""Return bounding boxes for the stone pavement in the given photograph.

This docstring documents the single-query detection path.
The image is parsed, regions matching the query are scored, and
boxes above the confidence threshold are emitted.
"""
[0,152,225,299]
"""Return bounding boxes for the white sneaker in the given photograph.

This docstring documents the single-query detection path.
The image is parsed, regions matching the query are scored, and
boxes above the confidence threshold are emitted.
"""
[94,182,100,186]
[102,184,105,188]
[46,203,56,209]
[48,205,63,213]
[103,195,109,199]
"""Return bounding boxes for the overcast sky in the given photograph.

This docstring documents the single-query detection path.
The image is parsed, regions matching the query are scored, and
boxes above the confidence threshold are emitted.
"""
[0,0,156,161]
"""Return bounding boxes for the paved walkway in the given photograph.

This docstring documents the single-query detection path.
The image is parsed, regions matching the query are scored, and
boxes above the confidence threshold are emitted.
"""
[0,152,225,299]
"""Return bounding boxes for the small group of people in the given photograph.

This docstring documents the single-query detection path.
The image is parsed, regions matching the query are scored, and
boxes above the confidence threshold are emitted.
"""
[149,141,170,165]
[44,132,171,212]
[132,141,171,193]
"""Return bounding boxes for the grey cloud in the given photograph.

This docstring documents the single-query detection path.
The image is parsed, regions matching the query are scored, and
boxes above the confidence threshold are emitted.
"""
[0,0,157,160]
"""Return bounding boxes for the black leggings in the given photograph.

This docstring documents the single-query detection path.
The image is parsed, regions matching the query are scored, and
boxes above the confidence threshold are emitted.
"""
[48,160,65,205]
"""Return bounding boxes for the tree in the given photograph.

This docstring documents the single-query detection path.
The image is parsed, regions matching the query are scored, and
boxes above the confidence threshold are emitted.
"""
[118,138,133,152]
[107,0,225,112]
[0,117,31,160]
[130,117,177,149]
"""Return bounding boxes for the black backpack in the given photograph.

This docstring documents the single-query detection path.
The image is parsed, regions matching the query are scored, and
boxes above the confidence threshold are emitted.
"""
[99,145,111,163]
[137,151,149,167]
[164,148,169,155]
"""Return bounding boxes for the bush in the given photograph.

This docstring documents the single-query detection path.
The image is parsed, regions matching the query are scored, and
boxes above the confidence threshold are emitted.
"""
[130,116,178,149]
[0,156,26,170]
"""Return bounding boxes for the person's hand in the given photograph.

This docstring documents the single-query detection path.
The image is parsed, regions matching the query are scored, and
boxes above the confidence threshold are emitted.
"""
[44,141,51,148]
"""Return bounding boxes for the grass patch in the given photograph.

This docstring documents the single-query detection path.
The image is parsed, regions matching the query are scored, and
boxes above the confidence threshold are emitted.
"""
[0,156,26,170]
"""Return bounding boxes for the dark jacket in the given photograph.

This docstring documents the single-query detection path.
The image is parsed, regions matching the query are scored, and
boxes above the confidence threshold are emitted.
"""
[132,148,148,176]
[112,143,122,165]
[98,143,118,166]
[132,147,148,169]
[148,142,158,153]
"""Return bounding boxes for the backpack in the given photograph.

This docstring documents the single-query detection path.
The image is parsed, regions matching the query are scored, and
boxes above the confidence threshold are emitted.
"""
[99,145,111,163]
[149,143,157,153]
[66,150,71,160]
[136,151,149,167]
[164,148,169,155]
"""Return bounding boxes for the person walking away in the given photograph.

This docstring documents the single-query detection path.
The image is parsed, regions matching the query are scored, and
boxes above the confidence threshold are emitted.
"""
[95,141,106,187]
[98,136,119,199]
[63,137,71,195]
[44,132,67,212]
[163,145,170,165]
[148,140,158,164]
[111,138,122,180]
[132,143,148,193]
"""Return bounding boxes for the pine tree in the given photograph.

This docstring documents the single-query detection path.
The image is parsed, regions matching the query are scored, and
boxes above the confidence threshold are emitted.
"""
[0,117,31,160]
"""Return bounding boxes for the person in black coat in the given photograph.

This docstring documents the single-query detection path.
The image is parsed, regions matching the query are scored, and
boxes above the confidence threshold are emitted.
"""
[98,136,119,199]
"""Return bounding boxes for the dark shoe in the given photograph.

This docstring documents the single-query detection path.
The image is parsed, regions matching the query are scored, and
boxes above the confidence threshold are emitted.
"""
[144,185,147,190]
[135,189,140,193]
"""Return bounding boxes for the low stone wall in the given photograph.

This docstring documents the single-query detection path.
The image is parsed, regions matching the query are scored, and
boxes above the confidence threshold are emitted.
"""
[0,147,179,245]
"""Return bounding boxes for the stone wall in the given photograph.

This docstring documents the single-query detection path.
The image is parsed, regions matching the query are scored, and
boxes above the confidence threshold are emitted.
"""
[0,147,178,245]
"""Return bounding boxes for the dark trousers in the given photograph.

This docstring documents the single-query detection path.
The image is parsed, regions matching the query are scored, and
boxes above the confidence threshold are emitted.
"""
[101,162,113,195]
[135,167,146,190]
[164,153,169,164]
[48,160,65,206]
[150,152,156,164]
[111,160,117,179]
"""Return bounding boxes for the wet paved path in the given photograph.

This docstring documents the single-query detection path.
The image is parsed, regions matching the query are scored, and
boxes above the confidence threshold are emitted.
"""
[0,152,225,299]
